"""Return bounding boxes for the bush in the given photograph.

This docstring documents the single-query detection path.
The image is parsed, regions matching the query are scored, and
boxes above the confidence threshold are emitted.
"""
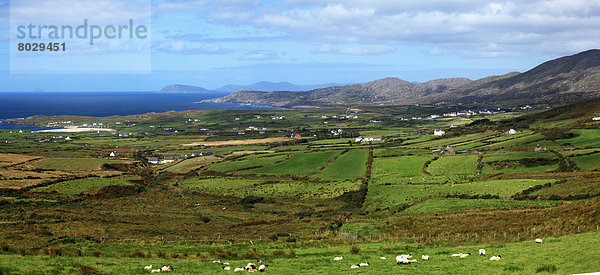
[536,264,557,273]
[122,249,146,258]
[241,248,260,259]
[92,250,102,257]
[272,249,288,256]
[350,246,360,255]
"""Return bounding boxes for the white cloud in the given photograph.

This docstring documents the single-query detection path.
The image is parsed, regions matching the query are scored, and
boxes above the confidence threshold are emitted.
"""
[315,44,396,55]
[154,40,231,55]
[240,50,279,60]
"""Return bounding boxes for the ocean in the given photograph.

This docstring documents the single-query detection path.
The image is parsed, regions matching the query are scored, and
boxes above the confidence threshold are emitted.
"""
[0,92,275,130]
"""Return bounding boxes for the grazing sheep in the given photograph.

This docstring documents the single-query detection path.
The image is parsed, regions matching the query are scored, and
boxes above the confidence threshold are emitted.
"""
[451,253,463,257]
[223,266,231,271]
[151,269,161,273]
[334,256,344,261]
[359,263,370,267]
[258,264,269,272]
[460,253,471,258]
[535,238,543,244]
[245,263,257,272]
[479,249,486,256]
[396,255,417,264]
[233,267,245,272]
[422,254,430,261]
[161,266,173,272]
[223,262,230,266]
[144,265,153,270]
[350,265,360,269]
[213,260,222,263]
[489,255,501,261]
[379,257,386,260]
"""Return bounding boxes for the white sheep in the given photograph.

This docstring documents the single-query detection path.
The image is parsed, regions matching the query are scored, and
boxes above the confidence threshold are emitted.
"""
[359,263,370,267]
[151,269,161,273]
[460,253,471,258]
[535,238,543,244]
[451,253,463,257]
[379,257,386,260]
[258,264,268,272]
[245,263,257,272]
[223,266,231,271]
[213,260,222,263]
[489,255,501,261]
[479,249,486,256]
[421,254,429,261]
[233,267,245,272]
[350,265,360,269]
[144,265,153,270]
[160,266,173,272]
[334,256,344,261]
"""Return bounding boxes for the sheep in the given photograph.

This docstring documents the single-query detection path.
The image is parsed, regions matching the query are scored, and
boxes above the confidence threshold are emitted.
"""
[258,264,269,272]
[160,266,173,272]
[451,253,463,257]
[535,238,543,244]
[379,257,386,260]
[479,249,486,256]
[489,255,501,261]
[233,267,245,272]
[359,263,370,267]
[334,256,344,261]
[421,254,430,261]
[396,255,417,264]
[151,269,161,273]
[350,265,360,269]
[144,265,153,270]
[213,260,222,263]
[460,253,471,258]
[223,262,230,266]
[223,266,231,271]
[245,263,257,272]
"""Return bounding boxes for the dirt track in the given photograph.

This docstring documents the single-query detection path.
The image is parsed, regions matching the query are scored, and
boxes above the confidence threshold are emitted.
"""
[183,137,292,147]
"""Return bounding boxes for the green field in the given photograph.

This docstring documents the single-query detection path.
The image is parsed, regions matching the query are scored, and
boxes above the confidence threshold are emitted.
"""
[404,198,561,215]
[557,129,600,148]
[570,153,600,171]
[427,155,479,179]
[208,154,289,173]
[246,150,341,175]
[314,149,369,180]
[371,155,432,183]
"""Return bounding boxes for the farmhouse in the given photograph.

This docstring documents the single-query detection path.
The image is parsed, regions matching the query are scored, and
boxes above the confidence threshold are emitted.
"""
[593,117,600,121]
[161,157,175,164]
[434,129,446,136]
[148,157,159,164]
[507,129,517,135]
[355,136,382,143]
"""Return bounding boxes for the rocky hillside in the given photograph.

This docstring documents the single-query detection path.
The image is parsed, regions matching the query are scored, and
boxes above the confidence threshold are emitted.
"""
[204,50,600,107]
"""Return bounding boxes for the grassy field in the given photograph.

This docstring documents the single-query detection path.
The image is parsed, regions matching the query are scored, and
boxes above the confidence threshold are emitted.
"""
[403,198,561,215]
[0,231,599,274]
[371,155,432,183]
[246,151,341,175]
[30,158,124,171]
[207,154,289,173]
[34,176,138,195]
[314,149,369,180]
[570,153,600,171]
[427,155,479,180]
[557,129,600,148]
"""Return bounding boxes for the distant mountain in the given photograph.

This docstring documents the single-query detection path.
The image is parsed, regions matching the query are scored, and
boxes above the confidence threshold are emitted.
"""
[159,84,213,93]
[204,50,600,108]
[215,81,343,93]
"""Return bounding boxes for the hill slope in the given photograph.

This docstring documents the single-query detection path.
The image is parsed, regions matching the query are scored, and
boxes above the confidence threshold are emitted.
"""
[205,50,600,107]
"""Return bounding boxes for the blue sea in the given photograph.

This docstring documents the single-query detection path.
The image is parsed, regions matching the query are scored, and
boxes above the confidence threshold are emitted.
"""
[0,92,275,130]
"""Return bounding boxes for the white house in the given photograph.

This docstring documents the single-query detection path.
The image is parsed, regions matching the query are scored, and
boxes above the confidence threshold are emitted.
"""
[433,129,446,136]
[508,129,517,135]
[593,117,600,121]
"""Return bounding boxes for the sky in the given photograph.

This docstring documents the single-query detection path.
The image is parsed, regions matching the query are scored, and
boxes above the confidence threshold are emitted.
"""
[0,0,599,92]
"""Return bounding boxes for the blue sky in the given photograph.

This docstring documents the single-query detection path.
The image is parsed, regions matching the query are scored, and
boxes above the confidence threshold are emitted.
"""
[1,0,599,92]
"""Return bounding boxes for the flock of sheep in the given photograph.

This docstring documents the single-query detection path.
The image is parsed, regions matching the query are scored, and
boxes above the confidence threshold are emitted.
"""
[335,238,543,269]
[140,238,543,272]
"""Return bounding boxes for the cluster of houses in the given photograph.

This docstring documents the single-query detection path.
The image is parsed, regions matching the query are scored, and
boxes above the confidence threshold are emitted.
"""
[147,152,214,165]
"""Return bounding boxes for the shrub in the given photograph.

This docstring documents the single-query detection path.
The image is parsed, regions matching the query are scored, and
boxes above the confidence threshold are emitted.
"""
[122,249,146,258]
[350,246,360,255]
[536,264,557,273]
[272,249,288,256]
[92,250,102,257]
[78,266,102,275]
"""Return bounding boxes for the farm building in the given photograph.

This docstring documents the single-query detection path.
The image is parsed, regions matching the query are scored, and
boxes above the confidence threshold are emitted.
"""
[161,157,175,164]
[147,157,159,164]
[433,129,446,136]
[593,117,600,121]
[355,136,382,143]
[507,129,517,135]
